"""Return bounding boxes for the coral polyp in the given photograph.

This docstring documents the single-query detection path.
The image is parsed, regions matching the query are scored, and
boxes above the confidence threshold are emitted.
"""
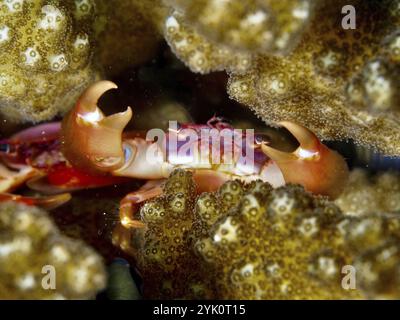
[95,0,166,77]
[227,0,400,155]
[118,169,400,299]
[164,10,253,74]
[335,169,400,217]
[0,202,106,299]
[164,0,314,54]
[0,0,399,302]
[0,0,98,122]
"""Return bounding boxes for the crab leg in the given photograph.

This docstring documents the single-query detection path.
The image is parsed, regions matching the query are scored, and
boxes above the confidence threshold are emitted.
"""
[0,192,71,210]
[119,179,165,229]
[9,122,61,144]
[0,164,38,193]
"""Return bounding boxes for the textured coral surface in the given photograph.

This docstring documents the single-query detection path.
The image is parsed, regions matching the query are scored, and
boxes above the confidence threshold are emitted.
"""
[164,10,253,74]
[163,0,400,155]
[164,0,314,54]
[227,0,400,155]
[336,169,400,217]
[95,0,166,76]
[0,202,106,299]
[124,169,400,299]
[0,0,98,122]
[1,0,399,301]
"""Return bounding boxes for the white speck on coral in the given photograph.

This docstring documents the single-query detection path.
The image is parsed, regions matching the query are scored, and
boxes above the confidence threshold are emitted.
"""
[70,267,89,293]
[14,211,33,231]
[38,5,64,30]
[73,33,89,50]
[318,257,337,276]
[213,217,238,243]
[0,26,10,43]
[16,273,36,290]
[0,237,32,257]
[271,193,294,215]
[292,3,310,20]
[50,245,70,263]
[298,217,318,237]
[5,0,24,13]
[241,263,254,276]
[243,11,267,26]
[22,47,40,67]
[48,54,68,72]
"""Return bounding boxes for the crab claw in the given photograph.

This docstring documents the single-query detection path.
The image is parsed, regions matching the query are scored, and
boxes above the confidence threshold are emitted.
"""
[261,121,349,199]
[61,81,132,174]
[0,193,71,210]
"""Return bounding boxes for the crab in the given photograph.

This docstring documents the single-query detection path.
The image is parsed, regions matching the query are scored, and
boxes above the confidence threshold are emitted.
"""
[0,81,349,230]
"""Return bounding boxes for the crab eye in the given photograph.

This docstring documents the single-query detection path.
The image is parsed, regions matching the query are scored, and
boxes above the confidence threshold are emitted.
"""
[0,143,10,153]
[255,134,269,145]
[123,143,136,165]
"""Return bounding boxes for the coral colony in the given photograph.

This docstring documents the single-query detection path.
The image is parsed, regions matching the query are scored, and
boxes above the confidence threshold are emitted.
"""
[0,0,399,300]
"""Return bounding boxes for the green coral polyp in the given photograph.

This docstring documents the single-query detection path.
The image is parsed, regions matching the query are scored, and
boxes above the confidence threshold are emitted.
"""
[164,0,314,54]
[0,0,97,122]
[164,10,253,74]
[227,0,400,155]
[125,169,400,299]
[0,201,106,299]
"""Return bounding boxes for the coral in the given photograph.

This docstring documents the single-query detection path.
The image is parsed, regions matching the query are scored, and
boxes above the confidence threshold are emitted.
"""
[226,0,400,155]
[123,169,400,299]
[164,0,315,54]
[354,241,400,299]
[0,201,106,299]
[335,169,400,217]
[164,10,252,74]
[0,0,99,122]
[95,0,167,76]
[191,179,357,299]
[342,212,400,299]
[128,170,216,299]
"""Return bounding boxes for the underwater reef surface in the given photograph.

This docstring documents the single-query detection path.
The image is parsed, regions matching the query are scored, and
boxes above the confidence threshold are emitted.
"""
[162,0,400,155]
[2,0,399,158]
[164,0,314,55]
[335,169,400,217]
[0,0,99,122]
[95,0,166,77]
[0,0,166,123]
[228,0,400,156]
[0,201,106,299]
[164,9,253,74]
[119,169,400,300]
[0,0,399,301]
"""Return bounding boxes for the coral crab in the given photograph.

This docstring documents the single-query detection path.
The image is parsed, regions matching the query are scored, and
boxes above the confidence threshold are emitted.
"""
[0,81,349,229]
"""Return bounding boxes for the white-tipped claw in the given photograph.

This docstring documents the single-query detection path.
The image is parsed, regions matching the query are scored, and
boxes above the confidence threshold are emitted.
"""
[100,107,133,130]
[261,121,349,199]
[278,121,319,151]
[62,81,133,174]
[78,80,118,113]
